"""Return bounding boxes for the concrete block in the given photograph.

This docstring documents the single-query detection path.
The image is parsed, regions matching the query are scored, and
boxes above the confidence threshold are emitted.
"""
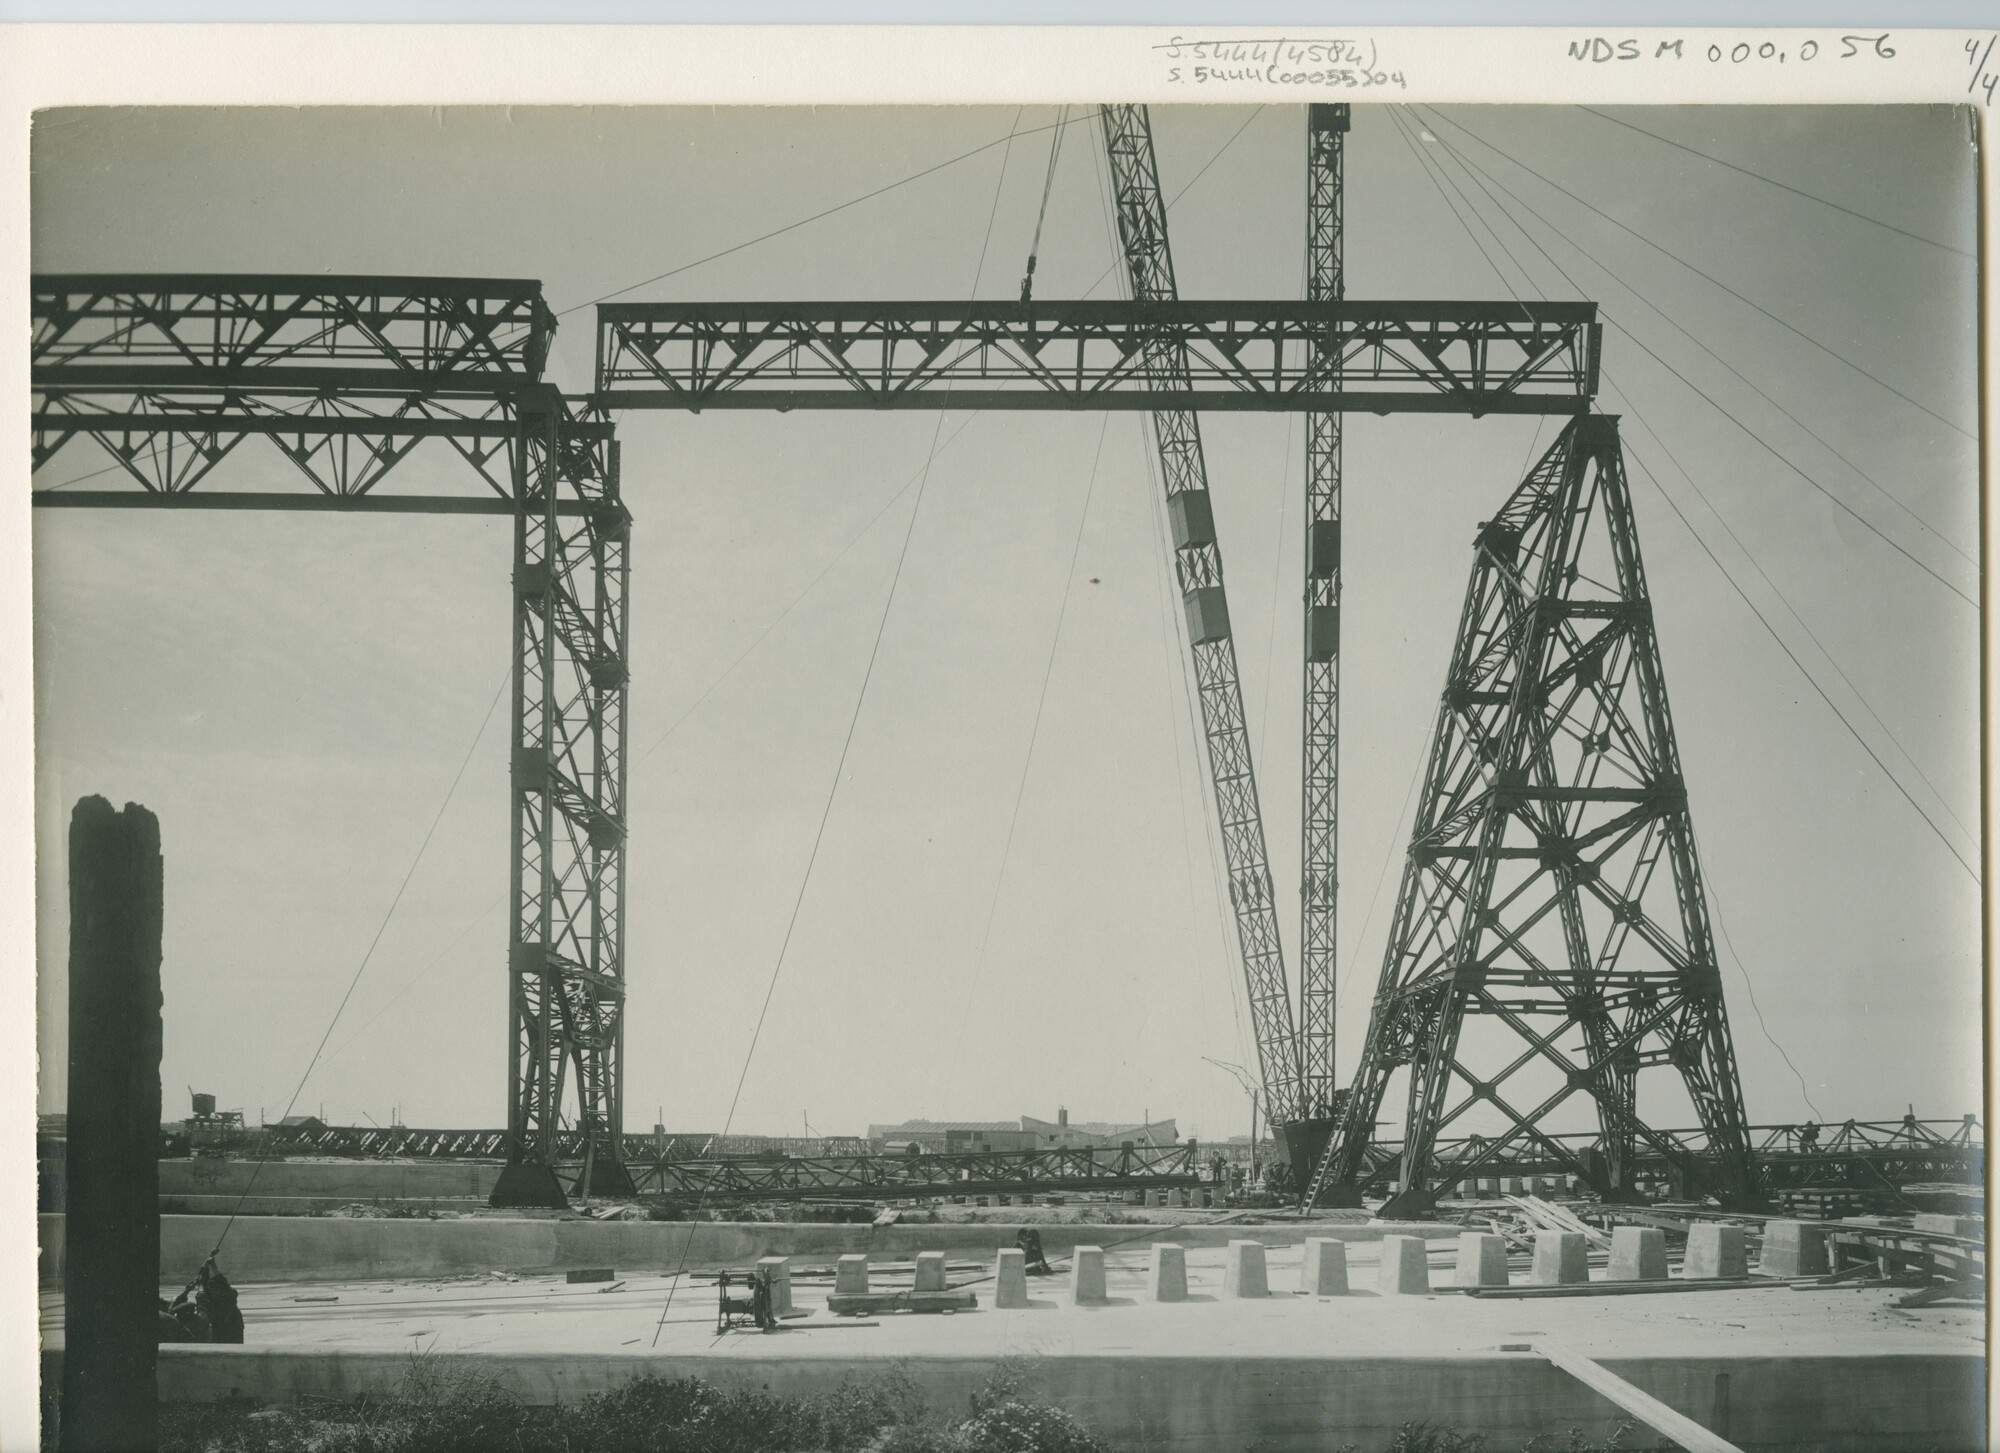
[1167,1189,1185,1208]
[1070,1245,1107,1304]
[913,1250,947,1292]
[1223,1239,1269,1298]
[1477,1178,1500,1196]
[1530,1231,1587,1285]
[993,1248,1027,1308]
[1148,1243,1187,1302]
[1144,1189,1162,1208]
[755,1256,793,1315]
[834,1254,869,1295]
[1684,1223,1748,1279]
[1377,1235,1430,1295]
[1453,1233,1509,1288]
[1504,1177,1527,1195]
[1757,1220,1828,1278]
[1913,1214,1982,1240]
[1607,1226,1666,1282]
[1125,1190,1142,1206]
[1301,1238,1348,1295]
[994,1195,1009,1207]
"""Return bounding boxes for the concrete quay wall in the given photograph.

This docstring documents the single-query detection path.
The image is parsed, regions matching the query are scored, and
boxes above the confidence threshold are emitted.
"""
[42,1347,1985,1453]
[39,1214,1462,1287]
[157,1159,500,1200]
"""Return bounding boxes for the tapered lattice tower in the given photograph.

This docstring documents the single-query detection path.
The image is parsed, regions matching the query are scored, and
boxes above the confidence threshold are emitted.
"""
[1307,414,1759,1214]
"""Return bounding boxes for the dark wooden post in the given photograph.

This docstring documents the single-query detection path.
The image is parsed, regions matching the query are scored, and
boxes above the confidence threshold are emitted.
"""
[61,797,163,1453]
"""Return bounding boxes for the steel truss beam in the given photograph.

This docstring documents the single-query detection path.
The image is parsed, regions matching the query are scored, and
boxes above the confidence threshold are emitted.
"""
[593,300,1599,414]
[32,275,626,1209]
[1307,414,1760,1214]
[1297,103,1348,1151]
[34,275,552,498]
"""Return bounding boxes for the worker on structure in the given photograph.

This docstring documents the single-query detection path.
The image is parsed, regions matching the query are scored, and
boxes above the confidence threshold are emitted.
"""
[1799,1121,1821,1154]
[158,1256,244,1344]
[1015,1228,1054,1276]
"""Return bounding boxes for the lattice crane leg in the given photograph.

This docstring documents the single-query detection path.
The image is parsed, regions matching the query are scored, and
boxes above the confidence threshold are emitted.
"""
[1293,102,1351,1184]
[1099,104,1304,1140]
[491,390,636,1208]
[1305,414,1760,1215]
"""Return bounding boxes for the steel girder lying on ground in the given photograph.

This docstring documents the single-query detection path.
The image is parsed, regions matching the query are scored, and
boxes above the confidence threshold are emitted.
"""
[620,1141,1205,1203]
[1309,415,1761,1215]
[31,275,634,1206]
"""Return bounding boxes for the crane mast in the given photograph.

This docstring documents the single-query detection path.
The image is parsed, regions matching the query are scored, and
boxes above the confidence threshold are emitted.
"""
[1295,104,1350,1177]
[1099,104,1305,1132]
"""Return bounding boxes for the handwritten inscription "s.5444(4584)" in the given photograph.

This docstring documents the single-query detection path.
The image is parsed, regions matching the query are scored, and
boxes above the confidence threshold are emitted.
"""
[1155,36,1405,90]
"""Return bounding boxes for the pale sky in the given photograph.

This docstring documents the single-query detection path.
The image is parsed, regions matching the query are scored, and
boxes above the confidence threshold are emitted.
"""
[30,104,1980,1147]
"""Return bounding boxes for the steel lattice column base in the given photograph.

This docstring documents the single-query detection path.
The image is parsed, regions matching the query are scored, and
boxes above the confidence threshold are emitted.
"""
[489,1160,569,1210]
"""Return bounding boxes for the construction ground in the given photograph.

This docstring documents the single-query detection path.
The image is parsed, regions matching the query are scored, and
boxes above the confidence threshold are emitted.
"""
[37,1182,1987,1452]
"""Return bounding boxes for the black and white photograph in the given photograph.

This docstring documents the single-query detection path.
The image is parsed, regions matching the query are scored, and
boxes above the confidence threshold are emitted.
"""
[18,27,1990,1452]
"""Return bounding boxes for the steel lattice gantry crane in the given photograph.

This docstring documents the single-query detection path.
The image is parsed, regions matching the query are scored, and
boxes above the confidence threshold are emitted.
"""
[598,104,1600,1180]
[33,110,1624,1209]
[30,276,635,1207]
[1302,415,1762,1215]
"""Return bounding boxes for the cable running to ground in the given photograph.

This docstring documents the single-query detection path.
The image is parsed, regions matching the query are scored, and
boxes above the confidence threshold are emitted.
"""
[1414,106,1973,567]
[1574,106,1973,257]
[651,108,1027,1343]
[1408,111,1973,610]
[206,661,512,1263]
[938,412,1111,1116]
[1408,111,1978,844]
[1421,108,1975,442]
[1393,105,1978,884]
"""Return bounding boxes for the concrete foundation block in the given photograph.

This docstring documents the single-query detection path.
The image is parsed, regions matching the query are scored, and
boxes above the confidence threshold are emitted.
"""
[993,1248,1027,1308]
[1223,1239,1269,1298]
[1297,1237,1348,1295]
[1453,1233,1509,1288]
[1071,1245,1107,1304]
[1167,1189,1185,1208]
[1758,1220,1829,1278]
[755,1256,793,1315]
[1148,1243,1188,1302]
[1477,1178,1500,1196]
[1684,1223,1748,1279]
[1913,1214,1982,1240]
[1377,1235,1430,1295]
[1607,1226,1666,1281]
[1144,1189,1162,1208]
[913,1250,947,1292]
[834,1254,869,1295]
[1530,1231,1588,1285]
[1504,1177,1526,1195]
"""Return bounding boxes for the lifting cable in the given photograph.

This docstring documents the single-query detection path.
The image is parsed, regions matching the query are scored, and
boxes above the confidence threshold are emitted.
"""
[1018,105,1068,302]
[562,110,1091,316]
